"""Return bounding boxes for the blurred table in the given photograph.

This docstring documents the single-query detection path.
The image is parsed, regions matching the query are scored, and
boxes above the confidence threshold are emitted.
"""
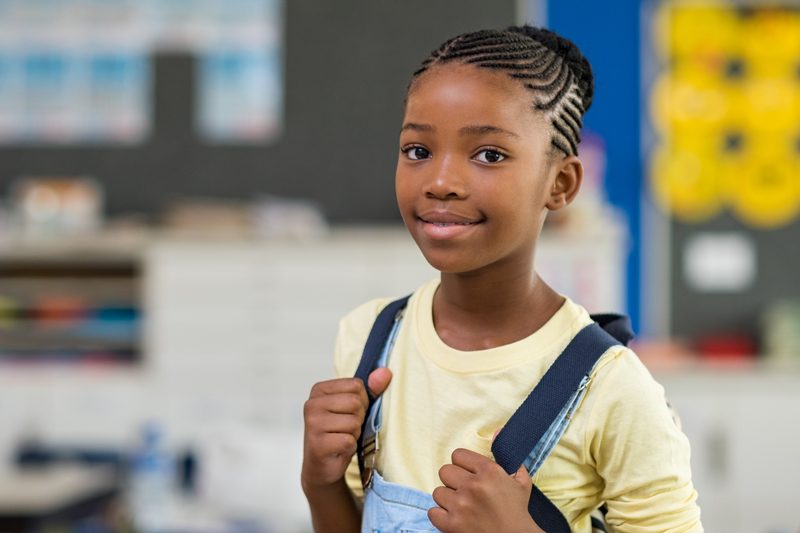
[0,466,118,532]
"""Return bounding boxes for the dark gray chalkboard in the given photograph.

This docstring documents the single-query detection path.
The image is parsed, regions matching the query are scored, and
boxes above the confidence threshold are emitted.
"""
[0,0,516,222]
[671,215,800,340]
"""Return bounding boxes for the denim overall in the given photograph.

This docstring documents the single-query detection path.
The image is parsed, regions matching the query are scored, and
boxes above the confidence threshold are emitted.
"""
[354,298,632,533]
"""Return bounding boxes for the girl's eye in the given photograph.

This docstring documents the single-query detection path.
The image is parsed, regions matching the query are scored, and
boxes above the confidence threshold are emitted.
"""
[406,146,431,160]
[475,150,506,163]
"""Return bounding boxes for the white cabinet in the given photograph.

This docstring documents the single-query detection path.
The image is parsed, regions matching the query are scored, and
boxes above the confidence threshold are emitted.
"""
[659,371,800,533]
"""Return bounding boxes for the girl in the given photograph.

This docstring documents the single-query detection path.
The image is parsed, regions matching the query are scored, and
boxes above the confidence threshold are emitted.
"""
[302,26,702,533]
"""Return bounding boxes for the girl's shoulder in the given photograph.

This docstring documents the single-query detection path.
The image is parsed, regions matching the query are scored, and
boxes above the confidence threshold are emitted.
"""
[333,279,438,378]
[339,297,397,342]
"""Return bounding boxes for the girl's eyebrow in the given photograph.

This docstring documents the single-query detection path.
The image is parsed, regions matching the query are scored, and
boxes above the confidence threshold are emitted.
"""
[459,125,520,138]
[400,122,433,133]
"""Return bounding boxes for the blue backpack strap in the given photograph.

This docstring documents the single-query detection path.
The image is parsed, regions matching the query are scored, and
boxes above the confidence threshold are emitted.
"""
[492,319,630,533]
[354,296,410,482]
[353,296,410,402]
[590,313,634,346]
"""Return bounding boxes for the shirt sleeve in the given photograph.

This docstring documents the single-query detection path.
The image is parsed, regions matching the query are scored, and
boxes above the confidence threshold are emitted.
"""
[586,349,703,533]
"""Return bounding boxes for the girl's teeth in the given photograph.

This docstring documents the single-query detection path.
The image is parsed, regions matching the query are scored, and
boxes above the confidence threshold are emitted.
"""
[433,222,471,226]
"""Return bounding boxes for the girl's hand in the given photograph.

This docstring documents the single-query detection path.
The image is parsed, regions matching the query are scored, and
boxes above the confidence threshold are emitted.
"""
[301,368,392,493]
[429,447,544,533]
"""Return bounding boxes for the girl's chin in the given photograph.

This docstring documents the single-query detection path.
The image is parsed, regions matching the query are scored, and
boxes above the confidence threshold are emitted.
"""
[419,249,487,275]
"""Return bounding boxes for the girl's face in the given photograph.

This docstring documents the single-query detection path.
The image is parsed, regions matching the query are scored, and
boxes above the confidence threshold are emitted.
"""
[396,63,576,275]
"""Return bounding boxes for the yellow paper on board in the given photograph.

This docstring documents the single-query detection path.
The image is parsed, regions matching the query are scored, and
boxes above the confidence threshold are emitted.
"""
[741,77,800,133]
[742,10,800,77]
[667,4,740,61]
[651,140,723,223]
[650,66,733,135]
[725,140,800,229]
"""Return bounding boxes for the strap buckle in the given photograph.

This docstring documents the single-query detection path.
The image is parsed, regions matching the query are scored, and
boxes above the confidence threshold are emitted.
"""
[360,433,379,488]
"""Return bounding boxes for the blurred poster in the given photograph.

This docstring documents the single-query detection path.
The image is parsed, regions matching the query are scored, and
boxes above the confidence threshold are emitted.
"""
[149,0,205,50]
[85,51,150,142]
[0,52,23,141]
[197,47,282,143]
[0,0,283,145]
[80,0,150,44]
[196,0,283,143]
[22,49,84,142]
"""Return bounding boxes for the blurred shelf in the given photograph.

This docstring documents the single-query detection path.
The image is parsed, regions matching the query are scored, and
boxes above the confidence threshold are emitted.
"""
[0,237,143,365]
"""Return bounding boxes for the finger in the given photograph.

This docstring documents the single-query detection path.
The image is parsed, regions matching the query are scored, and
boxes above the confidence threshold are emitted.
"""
[310,377,367,402]
[312,412,363,436]
[310,378,370,416]
[450,447,490,473]
[438,463,472,490]
[427,506,449,531]
[303,396,365,430]
[313,432,358,457]
[512,463,533,489]
[492,427,503,441]
[431,485,458,510]
[315,393,367,417]
[367,367,393,399]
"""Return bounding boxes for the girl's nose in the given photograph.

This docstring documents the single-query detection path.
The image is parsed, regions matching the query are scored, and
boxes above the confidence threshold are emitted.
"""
[423,157,468,200]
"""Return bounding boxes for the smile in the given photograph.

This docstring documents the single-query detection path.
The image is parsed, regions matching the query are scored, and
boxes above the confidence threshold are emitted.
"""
[418,215,481,240]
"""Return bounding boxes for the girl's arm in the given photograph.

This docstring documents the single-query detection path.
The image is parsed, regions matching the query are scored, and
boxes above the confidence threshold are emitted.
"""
[588,351,702,532]
[302,477,362,533]
[302,370,392,533]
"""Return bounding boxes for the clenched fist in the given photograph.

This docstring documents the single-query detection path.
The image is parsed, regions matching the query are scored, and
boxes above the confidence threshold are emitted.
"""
[429,436,544,533]
[301,367,392,492]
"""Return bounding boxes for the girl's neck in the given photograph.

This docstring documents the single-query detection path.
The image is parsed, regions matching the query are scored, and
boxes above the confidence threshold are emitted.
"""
[433,256,565,351]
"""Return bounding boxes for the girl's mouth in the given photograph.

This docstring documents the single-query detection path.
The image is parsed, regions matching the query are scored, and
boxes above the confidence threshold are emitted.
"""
[418,215,481,239]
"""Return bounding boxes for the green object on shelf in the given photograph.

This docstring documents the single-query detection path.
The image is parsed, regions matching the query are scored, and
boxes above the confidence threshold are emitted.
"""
[763,300,800,360]
[0,294,21,329]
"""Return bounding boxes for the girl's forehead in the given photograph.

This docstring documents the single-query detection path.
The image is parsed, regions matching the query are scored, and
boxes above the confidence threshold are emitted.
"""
[408,63,521,101]
[404,64,544,132]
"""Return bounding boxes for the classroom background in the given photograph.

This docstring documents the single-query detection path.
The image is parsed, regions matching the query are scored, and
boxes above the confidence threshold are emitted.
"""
[0,0,798,532]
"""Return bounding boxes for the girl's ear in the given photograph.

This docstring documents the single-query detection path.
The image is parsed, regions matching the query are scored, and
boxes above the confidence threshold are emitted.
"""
[546,155,583,211]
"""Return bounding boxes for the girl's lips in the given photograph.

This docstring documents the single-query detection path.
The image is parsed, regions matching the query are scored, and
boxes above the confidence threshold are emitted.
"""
[418,217,481,240]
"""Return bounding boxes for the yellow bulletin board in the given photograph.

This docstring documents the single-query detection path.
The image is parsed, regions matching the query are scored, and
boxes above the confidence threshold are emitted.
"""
[648,1,800,229]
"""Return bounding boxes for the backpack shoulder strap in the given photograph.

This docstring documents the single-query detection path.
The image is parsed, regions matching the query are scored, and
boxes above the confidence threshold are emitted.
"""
[492,318,631,533]
[353,296,410,402]
[590,313,634,346]
[353,296,410,483]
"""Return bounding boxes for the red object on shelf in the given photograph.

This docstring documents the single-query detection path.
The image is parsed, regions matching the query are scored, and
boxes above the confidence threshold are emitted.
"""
[33,295,90,328]
[695,334,757,360]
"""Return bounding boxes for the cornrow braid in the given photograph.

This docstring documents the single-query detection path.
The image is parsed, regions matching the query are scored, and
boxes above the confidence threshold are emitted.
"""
[410,26,594,157]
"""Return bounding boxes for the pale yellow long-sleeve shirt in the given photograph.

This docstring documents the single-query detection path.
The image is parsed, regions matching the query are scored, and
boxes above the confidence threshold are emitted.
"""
[334,279,702,533]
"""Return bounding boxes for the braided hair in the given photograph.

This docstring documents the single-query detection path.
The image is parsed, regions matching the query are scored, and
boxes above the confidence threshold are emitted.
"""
[410,26,594,158]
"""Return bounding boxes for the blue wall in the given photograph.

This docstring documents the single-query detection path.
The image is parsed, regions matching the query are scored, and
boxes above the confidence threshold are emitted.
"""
[549,1,642,332]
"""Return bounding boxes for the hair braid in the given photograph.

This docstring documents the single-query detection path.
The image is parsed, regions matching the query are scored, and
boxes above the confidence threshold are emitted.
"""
[409,25,594,157]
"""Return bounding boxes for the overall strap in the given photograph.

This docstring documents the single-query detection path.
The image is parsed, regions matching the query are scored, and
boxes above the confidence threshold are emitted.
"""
[354,296,410,481]
[491,322,624,533]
